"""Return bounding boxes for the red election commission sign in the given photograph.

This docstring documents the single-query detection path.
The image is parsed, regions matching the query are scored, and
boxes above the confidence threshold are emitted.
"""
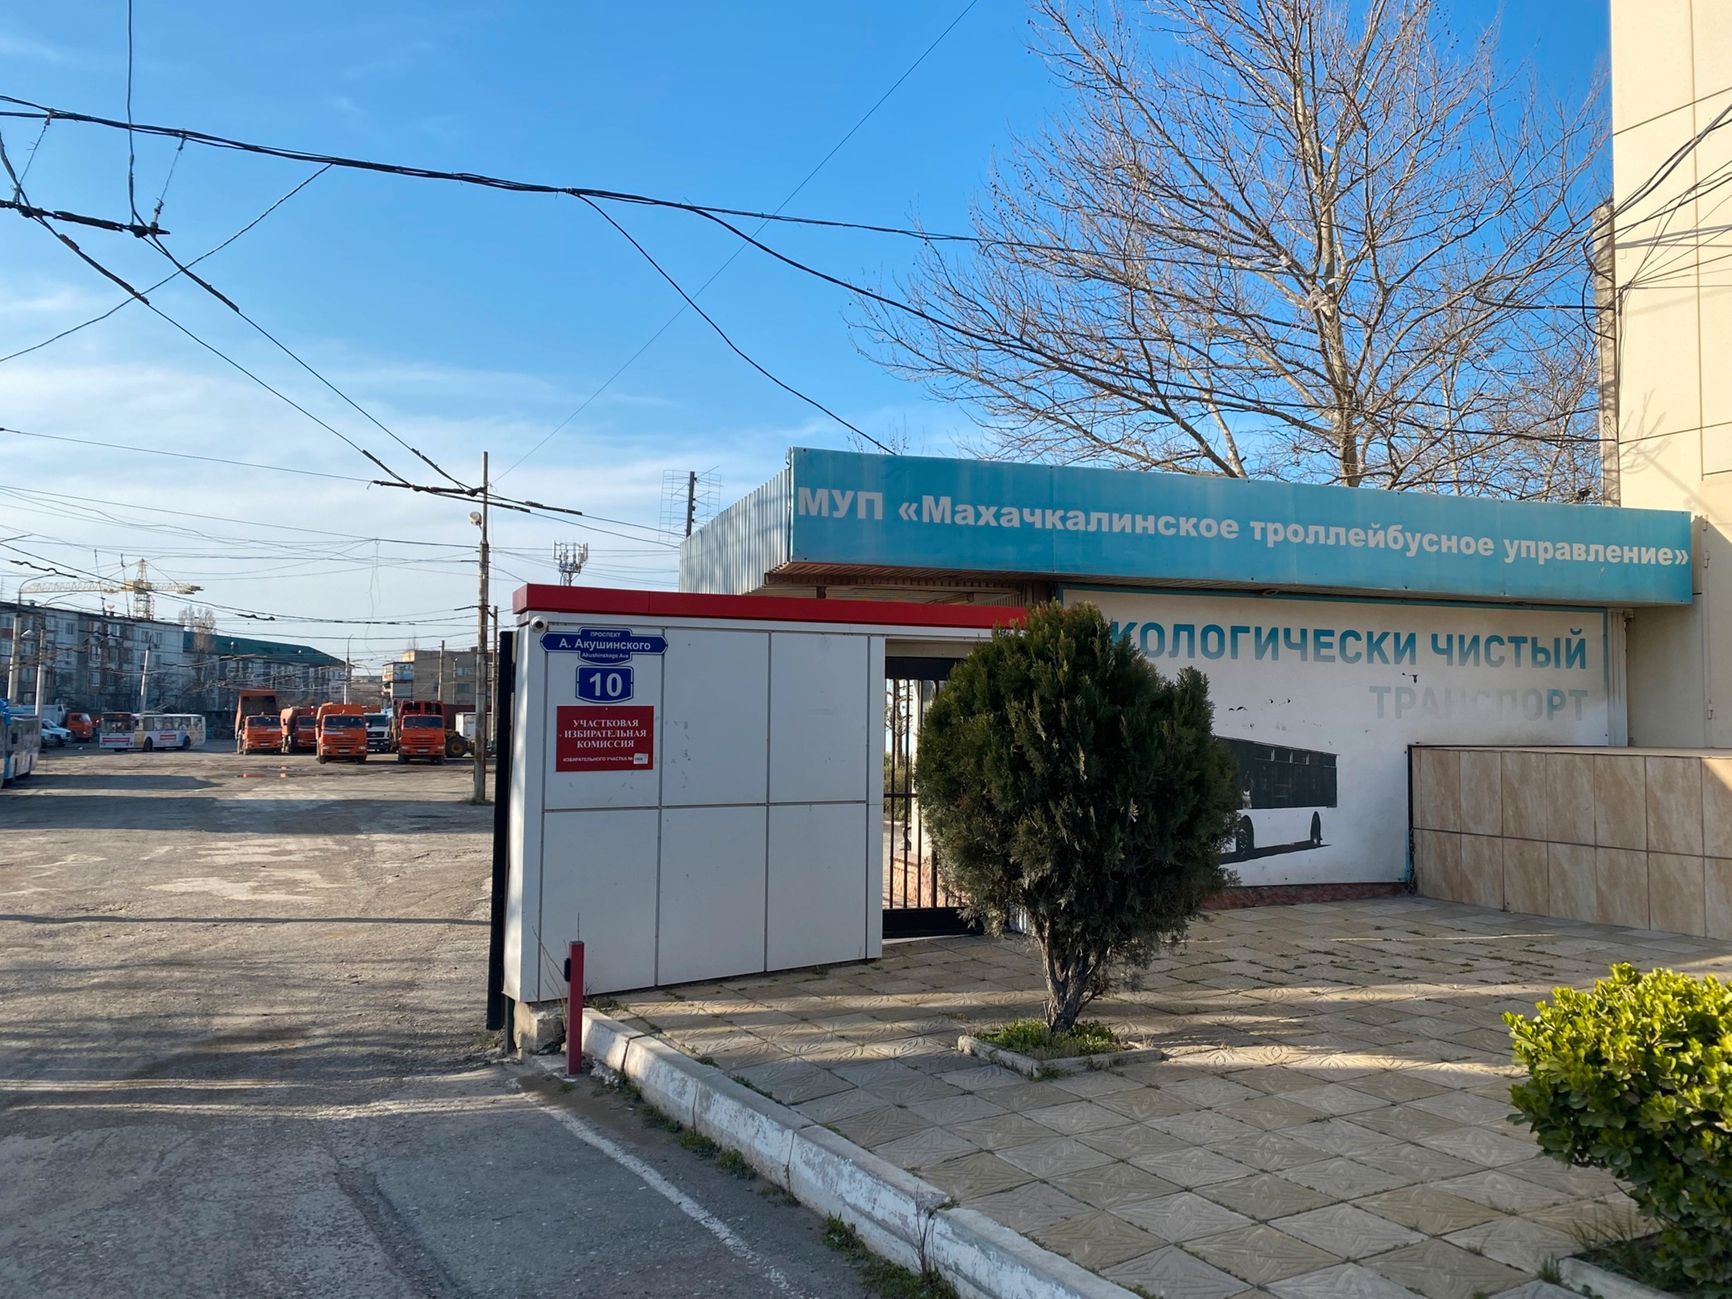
[554,706,654,773]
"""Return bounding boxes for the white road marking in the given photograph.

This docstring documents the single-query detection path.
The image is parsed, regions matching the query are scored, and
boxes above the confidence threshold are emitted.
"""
[530,1095,812,1298]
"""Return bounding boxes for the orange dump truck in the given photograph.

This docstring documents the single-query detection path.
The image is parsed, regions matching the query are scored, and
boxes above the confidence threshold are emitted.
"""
[280,706,317,754]
[237,714,284,754]
[234,689,279,740]
[395,713,447,764]
[315,702,368,764]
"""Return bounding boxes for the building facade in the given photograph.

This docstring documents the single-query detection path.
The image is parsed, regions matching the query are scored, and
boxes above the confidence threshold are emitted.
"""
[1609,0,1732,745]
[1,602,344,728]
[2,603,188,715]
[683,448,1692,890]
[386,647,481,709]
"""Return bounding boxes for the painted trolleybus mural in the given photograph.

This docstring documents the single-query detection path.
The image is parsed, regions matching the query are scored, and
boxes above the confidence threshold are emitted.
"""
[1067,589,1613,886]
[1222,738,1338,863]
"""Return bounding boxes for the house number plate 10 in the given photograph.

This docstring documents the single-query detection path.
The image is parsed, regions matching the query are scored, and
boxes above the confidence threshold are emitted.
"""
[576,666,635,703]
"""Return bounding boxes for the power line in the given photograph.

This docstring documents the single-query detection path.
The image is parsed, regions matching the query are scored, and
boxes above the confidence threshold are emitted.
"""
[0,93,1267,265]
[0,136,415,487]
[3,197,674,537]
[2,425,372,482]
[125,0,139,223]
[0,91,1601,473]
[499,0,978,480]
[0,540,474,627]
[139,233,471,490]
[0,484,475,548]
[575,195,891,453]
[0,195,162,236]
[13,112,50,191]
[368,476,681,547]
[0,165,328,365]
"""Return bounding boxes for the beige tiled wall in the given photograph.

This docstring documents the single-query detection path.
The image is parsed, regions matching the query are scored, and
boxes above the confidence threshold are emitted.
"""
[1411,746,1732,938]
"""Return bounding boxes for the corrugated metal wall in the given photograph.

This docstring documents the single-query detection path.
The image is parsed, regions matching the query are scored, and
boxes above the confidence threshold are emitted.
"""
[679,468,791,594]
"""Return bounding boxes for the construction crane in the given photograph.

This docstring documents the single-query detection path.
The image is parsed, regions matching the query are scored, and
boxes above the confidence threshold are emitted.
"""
[26,559,201,621]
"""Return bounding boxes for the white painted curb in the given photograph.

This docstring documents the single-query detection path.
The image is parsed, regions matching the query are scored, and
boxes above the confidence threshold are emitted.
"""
[549,1009,1137,1299]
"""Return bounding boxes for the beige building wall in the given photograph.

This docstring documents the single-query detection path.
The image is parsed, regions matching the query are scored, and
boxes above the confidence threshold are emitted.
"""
[1412,745,1732,937]
[1611,0,1732,745]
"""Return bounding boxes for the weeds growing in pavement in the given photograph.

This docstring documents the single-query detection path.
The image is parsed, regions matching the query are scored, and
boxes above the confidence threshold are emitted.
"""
[821,1215,957,1299]
[676,1130,719,1158]
[714,1150,755,1180]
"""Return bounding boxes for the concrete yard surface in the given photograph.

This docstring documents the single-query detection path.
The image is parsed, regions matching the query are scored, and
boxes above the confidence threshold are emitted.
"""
[0,746,868,1299]
[600,898,1732,1298]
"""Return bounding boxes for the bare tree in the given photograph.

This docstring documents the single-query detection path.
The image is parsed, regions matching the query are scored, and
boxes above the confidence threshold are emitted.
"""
[865,0,1606,498]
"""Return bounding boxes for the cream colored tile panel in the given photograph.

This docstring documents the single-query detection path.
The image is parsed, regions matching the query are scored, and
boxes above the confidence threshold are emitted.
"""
[1596,846,1651,928]
[1707,857,1732,938]
[1616,290,1704,445]
[1692,0,1732,105]
[1544,753,1595,845]
[1707,423,1732,477]
[1415,829,1461,903]
[1702,299,1732,445]
[1705,757,1732,855]
[1502,838,1548,917]
[1499,751,1546,840]
[1646,756,1704,853]
[1611,1,1696,131]
[1414,749,1461,833]
[1548,841,1598,923]
[1459,834,1503,911]
[1594,754,1649,850]
[1619,429,1706,514]
[1458,751,1502,837]
[1648,851,1707,935]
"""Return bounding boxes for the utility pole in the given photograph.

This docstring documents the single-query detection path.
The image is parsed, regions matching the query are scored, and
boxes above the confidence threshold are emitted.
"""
[32,620,48,711]
[140,645,151,713]
[5,611,21,701]
[473,453,491,804]
[436,641,446,700]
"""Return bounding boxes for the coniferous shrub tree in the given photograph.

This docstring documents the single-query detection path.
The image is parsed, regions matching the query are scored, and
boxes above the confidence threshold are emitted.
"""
[916,602,1240,1033]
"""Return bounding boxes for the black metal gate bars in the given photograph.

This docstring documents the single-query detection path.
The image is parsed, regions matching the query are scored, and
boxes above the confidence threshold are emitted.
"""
[882,657,972,937]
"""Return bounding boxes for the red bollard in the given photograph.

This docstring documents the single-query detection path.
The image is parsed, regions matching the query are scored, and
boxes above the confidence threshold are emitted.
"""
[566,940,585,1076]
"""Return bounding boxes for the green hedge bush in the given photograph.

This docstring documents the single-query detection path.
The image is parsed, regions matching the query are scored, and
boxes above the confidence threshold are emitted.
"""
[1506,964,1732,1291]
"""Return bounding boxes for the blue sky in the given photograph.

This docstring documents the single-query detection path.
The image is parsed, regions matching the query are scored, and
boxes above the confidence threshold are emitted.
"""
[0,1,1609,657]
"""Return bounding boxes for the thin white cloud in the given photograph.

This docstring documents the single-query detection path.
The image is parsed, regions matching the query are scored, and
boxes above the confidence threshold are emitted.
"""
[0,31,83,66]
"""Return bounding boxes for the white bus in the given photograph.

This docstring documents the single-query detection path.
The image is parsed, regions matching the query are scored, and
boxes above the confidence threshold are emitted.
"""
[2,705,40,784]
[100,712,137,752]
[133,712,208,752]
[1222,738,1338,863]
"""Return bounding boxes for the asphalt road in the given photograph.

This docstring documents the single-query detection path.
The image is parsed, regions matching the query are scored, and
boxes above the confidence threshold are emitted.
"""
[0,745,868,1299]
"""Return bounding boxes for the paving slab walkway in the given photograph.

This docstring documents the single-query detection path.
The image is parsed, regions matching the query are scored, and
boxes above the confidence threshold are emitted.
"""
[604,898,1732,1299]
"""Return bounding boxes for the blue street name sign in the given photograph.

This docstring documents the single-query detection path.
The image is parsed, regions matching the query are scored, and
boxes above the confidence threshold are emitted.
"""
[576,664,635,703]
[541,626,670,664]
